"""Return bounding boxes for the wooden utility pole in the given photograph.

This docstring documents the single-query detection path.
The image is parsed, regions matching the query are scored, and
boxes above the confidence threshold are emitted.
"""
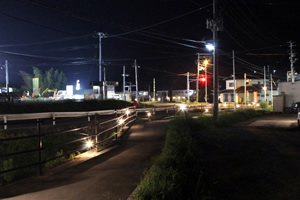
[244,73,247,105]
[134,59,140,104]
[196,53,200,103]
[233,50,236,111]
[187,72,190,104]
[153,78,156,101]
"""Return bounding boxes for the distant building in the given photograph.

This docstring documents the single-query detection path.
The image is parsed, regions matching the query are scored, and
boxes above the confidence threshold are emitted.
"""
[88,81,119,100]
[220,79,278,104]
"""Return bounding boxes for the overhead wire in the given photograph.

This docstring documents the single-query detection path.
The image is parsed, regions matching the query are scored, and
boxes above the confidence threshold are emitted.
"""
[106,3,212,38]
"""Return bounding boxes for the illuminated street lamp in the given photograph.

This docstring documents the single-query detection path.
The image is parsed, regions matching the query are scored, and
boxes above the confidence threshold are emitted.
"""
[262,86,267,91]
[205,43,215,51]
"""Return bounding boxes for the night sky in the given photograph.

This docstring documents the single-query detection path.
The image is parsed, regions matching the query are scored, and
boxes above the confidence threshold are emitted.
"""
[0,0,299,91]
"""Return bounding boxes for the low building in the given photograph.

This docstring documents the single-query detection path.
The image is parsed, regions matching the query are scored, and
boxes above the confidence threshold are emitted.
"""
[220,79,278,104]
[277,82,300,107]
[170,89,196,102]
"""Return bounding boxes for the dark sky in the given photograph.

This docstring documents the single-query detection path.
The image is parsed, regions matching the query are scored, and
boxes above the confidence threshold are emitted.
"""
[0,0,299,91]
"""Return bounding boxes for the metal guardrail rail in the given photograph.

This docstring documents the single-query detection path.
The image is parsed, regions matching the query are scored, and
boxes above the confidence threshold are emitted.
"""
[0,106,136,178]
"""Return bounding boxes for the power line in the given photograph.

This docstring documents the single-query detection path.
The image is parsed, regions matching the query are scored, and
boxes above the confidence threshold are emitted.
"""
[107,3,212,38]
[0,12,77,36]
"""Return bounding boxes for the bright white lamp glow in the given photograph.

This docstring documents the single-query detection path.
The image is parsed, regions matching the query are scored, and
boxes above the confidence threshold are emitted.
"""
[205,43,215,51]
[119,119,125,125]
[237,104,240,108]
[126,109,130,115]
[147,112,151,117]
[205,108,209,112]
[263,86,267,91]
[179,104,186,111]
[85,140,93,148]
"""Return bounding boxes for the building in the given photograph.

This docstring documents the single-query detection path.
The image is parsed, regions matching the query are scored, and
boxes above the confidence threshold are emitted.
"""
[170,89,196,102]
[220,79,278,104]
[277,82,300,107]
[89,81,119,100]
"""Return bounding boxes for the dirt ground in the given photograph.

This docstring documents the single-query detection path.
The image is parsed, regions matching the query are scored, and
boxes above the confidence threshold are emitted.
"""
[193,113,300,200]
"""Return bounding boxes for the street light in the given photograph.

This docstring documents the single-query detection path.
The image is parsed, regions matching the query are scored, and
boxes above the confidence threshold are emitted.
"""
[205,43,215,51]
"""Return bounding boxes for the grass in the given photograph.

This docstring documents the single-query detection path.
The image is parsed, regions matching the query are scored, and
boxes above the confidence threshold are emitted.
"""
[133,117,208,200]
[133,109,263,200]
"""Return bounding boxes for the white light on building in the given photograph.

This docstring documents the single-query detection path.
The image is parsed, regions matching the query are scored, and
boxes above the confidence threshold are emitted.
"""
[76,80,80,90]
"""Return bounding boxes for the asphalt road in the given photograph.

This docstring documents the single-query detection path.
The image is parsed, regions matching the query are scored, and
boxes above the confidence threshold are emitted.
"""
[0,120,169,200]
[194,113,300,200]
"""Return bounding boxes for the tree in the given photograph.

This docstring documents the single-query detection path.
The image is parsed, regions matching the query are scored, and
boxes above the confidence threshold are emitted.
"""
[19,71,33,91]
[20,67,67,95]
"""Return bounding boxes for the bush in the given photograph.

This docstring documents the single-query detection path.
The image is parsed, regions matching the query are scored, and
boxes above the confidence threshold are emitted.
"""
[133,109,263,199]
[260,101,268,110]
[134,117,207,200]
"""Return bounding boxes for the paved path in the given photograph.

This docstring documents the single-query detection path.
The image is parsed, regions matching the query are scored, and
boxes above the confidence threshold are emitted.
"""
[0,120,169,200]
[238,113,297,128]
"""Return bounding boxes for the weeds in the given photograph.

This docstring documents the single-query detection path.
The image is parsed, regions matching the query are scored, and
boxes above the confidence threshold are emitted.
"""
[133,117,207,200]
[133,109,262,199]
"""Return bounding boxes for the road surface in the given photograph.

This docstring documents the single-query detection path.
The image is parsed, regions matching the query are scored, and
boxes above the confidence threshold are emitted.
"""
[194,113,300,200]
[0,120,169,200]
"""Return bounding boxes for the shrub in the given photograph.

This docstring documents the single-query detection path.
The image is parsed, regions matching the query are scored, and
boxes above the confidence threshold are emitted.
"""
[260,101,268,110]
[134,117,207,200]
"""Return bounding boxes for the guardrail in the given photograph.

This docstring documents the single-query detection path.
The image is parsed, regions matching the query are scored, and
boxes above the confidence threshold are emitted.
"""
[0,104,209,129]
[0,106,136,180]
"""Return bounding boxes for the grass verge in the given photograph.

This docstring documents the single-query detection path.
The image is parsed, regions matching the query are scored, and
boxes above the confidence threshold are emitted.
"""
[133,109,263,200]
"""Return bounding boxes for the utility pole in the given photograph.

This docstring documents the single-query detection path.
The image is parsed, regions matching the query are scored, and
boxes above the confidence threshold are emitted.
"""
[206,0,222,120]
[187,72,190,104]
[5,60,9,93]
[134,59,140,104]
[196,53,200,103]
[148,84,151,101]
[204,60,208,103]
[98,32,106,82]
[98,32,107,100]
[233,50,236,111]
[123,66,126,100]
[103,67,106,100]
[213,0,219,120]
[244,73,247,105]
[264,66,267,102]
[122,66,128,101]
[153,78,156,101]
[270,73,273,106]
[289,41,297,83]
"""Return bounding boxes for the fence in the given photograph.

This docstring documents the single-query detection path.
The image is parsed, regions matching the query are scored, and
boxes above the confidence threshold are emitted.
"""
[0,106,136,183]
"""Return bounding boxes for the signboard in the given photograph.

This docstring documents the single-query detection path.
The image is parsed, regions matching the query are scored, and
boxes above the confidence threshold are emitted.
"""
[32,78,39,96]
[253,91,258,103]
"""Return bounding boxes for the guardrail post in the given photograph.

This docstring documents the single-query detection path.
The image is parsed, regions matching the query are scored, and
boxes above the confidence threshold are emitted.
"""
[52,113,55,126]
[37,119,42,176]
[115,110,118,140]
[94,114,98,151]
[88,112,90,122]
[4,115,7,130]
